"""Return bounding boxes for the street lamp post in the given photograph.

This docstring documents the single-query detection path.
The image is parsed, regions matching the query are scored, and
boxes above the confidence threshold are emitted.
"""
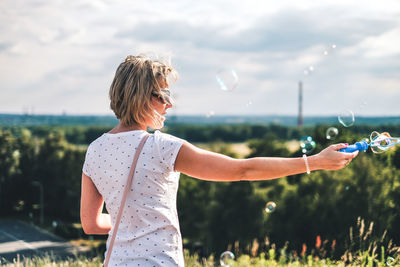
[32,181,44,225]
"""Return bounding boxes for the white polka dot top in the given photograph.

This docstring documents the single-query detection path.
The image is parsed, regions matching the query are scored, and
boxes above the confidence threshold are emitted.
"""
[83,130,185,266]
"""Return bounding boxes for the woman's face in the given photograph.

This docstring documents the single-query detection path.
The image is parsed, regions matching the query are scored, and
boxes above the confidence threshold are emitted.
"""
[148,88,173,129]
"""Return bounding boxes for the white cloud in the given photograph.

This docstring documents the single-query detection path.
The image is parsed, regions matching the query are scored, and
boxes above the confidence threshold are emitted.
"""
[0,0,399,116]
[360,28,400,58]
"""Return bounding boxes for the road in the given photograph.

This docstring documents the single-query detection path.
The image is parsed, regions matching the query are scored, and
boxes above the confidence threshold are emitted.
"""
[0,220,89,263]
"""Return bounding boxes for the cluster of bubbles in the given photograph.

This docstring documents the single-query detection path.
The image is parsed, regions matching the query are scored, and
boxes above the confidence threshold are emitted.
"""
[299,44,350,151]
[322,108,355,143]
[209,44,400,267]
[213,47,400,158]
[220,251,235,266]
[321,109,354,143]
[300,136,316,154]
[299,44,367,150]
[303,44,336,77]
[370,131,400,154]
[297,106,368,157]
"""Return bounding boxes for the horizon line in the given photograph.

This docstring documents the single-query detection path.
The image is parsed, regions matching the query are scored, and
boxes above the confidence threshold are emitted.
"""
[1,113,400,118]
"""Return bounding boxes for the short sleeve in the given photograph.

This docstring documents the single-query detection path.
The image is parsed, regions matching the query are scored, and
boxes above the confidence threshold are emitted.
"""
[82,145,93,177]
[153,131,184,172]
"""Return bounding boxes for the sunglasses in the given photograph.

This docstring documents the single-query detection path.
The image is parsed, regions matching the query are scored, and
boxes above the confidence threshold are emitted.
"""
[152,89,172,105]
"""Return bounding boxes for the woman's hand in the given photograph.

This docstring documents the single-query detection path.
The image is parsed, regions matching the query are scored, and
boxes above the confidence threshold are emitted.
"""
[310,143,359,171]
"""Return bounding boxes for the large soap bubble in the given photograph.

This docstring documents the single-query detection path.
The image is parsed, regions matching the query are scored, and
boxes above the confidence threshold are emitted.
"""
[326,127,339,140]
[216,68,239,91]
[338,109,355,127]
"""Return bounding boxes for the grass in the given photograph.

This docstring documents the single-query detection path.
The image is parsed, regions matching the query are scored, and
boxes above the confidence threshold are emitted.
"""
[0,254,103,267]
[2,218,400,266]
[1,247,399,267]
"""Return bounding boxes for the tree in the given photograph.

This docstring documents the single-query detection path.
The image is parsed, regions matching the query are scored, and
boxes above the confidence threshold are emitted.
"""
[0,130,17,213]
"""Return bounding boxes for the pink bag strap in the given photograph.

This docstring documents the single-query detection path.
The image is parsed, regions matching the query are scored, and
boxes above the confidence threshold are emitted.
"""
[103,134,149,267]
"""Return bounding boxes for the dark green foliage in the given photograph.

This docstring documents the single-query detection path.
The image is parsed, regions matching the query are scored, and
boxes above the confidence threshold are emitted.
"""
[0,123,399,261]
[167,124,310,142]
[54,221,85,239]
[250,131,400,256]
[207,181,265,255]
[247,132,291,158]
[0,128,86,221]
[177,124,400,257]
[178,175,213,248]
[0,130,18,213]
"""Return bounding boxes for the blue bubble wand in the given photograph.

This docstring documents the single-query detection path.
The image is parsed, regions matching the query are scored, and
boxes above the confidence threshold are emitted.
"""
[339,131,400,153]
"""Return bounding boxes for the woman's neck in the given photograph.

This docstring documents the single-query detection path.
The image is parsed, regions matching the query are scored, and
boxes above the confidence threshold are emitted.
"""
[108,122,146,134]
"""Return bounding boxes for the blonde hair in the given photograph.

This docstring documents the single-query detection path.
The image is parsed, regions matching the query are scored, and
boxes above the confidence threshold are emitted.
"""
[109,55,178,127]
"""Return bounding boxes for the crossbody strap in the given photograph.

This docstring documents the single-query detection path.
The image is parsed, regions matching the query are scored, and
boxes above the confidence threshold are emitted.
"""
[104,134,149,267]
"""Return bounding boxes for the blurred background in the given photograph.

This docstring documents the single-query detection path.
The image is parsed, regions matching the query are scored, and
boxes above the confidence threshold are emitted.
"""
[1,0,400,265]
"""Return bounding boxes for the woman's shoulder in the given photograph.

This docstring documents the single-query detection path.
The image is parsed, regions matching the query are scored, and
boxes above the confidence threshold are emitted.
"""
[151,131,185,168]
[153,130,184,144]
[85,133,108,152]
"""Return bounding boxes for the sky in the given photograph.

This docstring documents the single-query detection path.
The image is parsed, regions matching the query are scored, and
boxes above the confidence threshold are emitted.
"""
[1,0,399,117]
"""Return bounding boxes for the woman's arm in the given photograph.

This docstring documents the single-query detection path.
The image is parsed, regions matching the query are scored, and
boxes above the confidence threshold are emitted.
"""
[80,173,112,235]
[175,141,358,181]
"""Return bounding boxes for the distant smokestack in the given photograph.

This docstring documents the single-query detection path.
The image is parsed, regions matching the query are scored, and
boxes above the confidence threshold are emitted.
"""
[298,81,303,128]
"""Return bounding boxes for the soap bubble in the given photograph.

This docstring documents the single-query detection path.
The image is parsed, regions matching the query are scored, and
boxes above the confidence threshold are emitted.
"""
[300,136,316,154]
[304,66,314,76]
[323,44,337,56]
[205,110,215,118]
[386,257,395,266]
[245,100,253,107]
[370,131,392,154]
[338,109,355,127]
[265,201,276,213]
[370,131,380,140]
[220,251,235,266]
[359,101,368,110]
[326,127,339,140]
[216,68,239,91]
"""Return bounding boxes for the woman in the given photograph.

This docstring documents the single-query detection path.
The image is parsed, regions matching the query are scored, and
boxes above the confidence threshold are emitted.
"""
[80,55,358,266]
